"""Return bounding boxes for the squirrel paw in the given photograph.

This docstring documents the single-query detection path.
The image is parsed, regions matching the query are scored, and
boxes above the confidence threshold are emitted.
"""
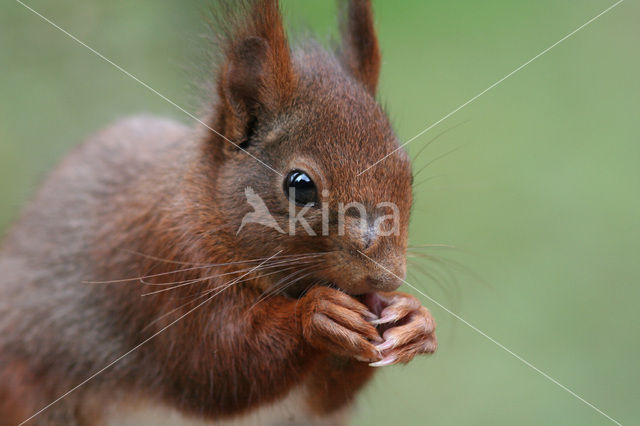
[301,286,383,363]
[365,292,437,367]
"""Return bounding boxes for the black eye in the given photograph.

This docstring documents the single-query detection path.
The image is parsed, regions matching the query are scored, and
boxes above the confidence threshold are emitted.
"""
[283,170,318,206]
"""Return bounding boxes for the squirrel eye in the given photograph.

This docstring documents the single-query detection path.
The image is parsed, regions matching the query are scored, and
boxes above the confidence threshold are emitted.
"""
[283,170,318,206]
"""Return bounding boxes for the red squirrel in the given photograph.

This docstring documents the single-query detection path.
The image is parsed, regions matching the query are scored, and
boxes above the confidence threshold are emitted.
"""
[0,1,437,424]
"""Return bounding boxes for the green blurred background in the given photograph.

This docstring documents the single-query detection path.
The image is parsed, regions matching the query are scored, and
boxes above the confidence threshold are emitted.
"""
[1,0,638,424]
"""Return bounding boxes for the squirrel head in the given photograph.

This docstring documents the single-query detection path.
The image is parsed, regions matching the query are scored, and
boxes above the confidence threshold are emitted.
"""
[197,0,412,295]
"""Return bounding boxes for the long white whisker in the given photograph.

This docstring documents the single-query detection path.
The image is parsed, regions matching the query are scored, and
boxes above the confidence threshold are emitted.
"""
[246,265,323,313]
[84,252,328,285]
[139,257,322,291]
[140,262,312,296]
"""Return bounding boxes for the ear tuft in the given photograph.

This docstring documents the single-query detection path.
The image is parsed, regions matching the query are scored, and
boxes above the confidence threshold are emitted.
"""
[211,0,296,148]
[339,0,381,95]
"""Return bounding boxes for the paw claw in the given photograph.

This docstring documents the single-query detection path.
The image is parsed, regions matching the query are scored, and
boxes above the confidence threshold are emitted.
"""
[369,356,397,368]
[370,314,397,325]
[355,354,380,363]
[375,338,397,352]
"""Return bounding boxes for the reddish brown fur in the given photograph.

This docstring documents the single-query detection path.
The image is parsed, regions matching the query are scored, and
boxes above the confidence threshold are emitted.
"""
[0,360,39,424]
[0,1,436,424]
[340,0,382,94]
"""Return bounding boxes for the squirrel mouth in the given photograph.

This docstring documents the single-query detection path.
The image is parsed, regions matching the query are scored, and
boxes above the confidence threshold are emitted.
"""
[357,292,386,317]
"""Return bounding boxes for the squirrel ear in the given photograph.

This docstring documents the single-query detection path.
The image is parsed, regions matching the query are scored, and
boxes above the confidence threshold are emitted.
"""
[213,0,296,148]
[339,0,381,95]
[227,37,269,112]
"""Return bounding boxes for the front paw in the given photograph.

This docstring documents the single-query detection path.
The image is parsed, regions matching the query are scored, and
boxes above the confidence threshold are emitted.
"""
[301,287,383,363]
[365,292,437,367]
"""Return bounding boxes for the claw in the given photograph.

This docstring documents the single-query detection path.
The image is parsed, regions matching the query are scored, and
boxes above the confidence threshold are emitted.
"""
[375,337,397,352]
[369,314,397,325]
[355,353,380,363]
[369,356,397,368]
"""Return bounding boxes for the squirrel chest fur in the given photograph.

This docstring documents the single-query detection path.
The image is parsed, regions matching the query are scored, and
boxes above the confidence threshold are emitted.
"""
[0,1,437,425]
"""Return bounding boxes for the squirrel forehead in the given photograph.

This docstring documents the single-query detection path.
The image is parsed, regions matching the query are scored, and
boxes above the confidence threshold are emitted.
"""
[280,81,398,154]
[282,101,405,178]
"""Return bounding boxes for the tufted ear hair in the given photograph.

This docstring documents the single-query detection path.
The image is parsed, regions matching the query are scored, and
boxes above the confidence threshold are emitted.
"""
[339,0,381,95]
[213,0,296,149]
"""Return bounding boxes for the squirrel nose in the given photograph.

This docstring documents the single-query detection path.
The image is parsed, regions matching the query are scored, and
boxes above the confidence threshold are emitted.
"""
[362,223,378,251]
[343,216,379,252]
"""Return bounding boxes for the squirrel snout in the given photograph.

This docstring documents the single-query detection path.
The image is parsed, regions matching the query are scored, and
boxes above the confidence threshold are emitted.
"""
[341,216,407,290]
[343,216,380,252]
[364,251,406,292]
[362,223,378,250]
[364,274,403,292]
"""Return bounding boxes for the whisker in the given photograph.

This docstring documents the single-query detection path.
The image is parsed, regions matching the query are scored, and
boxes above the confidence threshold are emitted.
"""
[408,253,461,289]
[408,243,458,250]
[140,262,308,296]
[246,266,323,313]
[85,264,226,285]
[127,249,333,267]
[85,252,330,285]
[412,173,447,191]
[274,268,322,296]
[407,259,456,300]
[411,120,470,163]
[413,142,471,179]
[409,250,487,287]
[141,252,283,331]
[140,251,334,330]
[139,256,322,288]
